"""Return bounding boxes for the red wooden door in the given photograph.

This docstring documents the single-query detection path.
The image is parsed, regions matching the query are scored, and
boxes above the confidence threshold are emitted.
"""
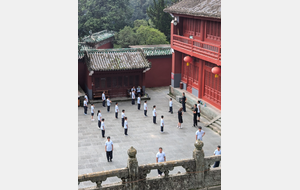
[202,63,221,108]
[186,65,193,93]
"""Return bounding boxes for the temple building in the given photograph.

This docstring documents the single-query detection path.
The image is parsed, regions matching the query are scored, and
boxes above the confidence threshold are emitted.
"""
[164,0,221,109]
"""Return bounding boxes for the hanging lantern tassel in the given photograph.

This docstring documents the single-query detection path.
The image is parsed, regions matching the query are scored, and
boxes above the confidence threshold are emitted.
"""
[215,74,219,78]
[211,67,221,78]
[186,62,190,66]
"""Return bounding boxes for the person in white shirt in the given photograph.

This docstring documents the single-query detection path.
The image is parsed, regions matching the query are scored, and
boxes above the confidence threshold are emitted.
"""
[213,145,221,168]
[153,105,157,124]
[106,97,111,112]
[100,118,105,138]
[131,90,136,105]
[84,94,88,103]
[160,115,164,133]
[169,98,173,114]
[102,91,106,107]
[156,147,166,177]
[124,117,128,136]
[115,102,119,119]
[91,103,95,121]
[144,101,148,116]
[137,86,141,97]
[131,86,136,93]
[121,110,125,127]
[137,95,141,110]
[97,110,102,129]
[105,136,113,162]
[83,98,88,115]
[195,126,205,141]
[197,100,201,122]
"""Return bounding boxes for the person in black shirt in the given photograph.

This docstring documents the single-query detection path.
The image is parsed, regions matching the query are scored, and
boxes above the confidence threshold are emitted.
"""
[193,104,198,127]
[177,107,183,129]
[182,92,186,112]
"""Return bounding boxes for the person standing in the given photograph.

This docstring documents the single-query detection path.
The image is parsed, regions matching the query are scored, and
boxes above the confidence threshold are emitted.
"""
[91,103,95,121]
[105,136,113,162]
[102,91,106,107]
[137,94,141,110]
[115,102,119,119]
[83,98,88,115]
[131,90,136,105]
[144,101,148,116]
[156,147,166,177]
[84,93,89,104]
[124,117,128,136]
[193,104,198,127]
[131,86,136,93]
[169,98,173,114]
[100,118,105,138]
[121,110,125,127]
[177,107,183,128]
[107,97,111,112]
[213,146,221,168]
[197,100,201,122]
[97,110,102,129]
[153,105,157,124]
[182,92,186,112]
[160,115,164,133]
[195,126,205,141]
[137,86,141,97]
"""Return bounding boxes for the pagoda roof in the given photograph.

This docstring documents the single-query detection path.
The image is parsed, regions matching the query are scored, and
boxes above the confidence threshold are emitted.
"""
[81,30,116,44]
[84,48,151,71]
[163,0,221,19]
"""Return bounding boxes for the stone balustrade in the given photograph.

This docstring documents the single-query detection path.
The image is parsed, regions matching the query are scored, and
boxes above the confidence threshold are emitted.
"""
[78,141,221,190]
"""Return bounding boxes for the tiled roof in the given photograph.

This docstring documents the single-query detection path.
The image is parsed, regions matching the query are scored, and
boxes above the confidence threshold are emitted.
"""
[129,45,172,57]
[84,49,151,71]
[163,0,221,19]
[81,30,115,43]
[78,43,94,59]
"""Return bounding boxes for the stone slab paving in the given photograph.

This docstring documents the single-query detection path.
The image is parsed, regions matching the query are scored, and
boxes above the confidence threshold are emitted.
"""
[78,86,221,189]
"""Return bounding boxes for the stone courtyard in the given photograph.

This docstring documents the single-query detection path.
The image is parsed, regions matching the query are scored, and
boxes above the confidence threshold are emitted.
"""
[78,86,221,189]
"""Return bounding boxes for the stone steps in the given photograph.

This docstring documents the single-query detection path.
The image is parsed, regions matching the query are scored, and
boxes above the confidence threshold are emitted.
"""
[205,116,221,136]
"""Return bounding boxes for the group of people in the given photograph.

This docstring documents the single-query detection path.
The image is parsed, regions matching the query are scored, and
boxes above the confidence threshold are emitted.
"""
[81,89,221,166]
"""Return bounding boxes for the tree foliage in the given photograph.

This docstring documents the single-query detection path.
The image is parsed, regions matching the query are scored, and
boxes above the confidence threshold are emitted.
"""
[146,0,172,41]
[78,0,133,38]
[115,21,168,48]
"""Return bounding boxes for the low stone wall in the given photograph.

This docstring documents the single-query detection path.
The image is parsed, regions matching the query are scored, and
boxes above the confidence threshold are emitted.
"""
[78,141,221,190]
[169,85,220,121]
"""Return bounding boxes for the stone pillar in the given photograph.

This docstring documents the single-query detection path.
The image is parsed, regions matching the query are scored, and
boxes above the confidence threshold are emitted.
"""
[127,146,139,190]
[193,140,205,188]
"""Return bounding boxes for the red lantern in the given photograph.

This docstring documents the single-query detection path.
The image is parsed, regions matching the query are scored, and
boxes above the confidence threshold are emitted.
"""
[211,67,221,78]
[184,56,193,66]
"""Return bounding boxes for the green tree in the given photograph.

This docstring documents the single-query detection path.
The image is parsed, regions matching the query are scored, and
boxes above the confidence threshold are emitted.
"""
[115,26,137,48]
[78,0,133,38]
[133,19,148,30]
[146,0,172,41]
[136,25,168,45]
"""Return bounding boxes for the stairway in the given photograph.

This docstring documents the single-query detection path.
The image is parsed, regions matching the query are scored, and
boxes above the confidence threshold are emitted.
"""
[206,117,221,135]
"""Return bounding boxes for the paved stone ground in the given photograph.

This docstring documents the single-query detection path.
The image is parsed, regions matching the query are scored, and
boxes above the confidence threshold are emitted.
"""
[78,87,221,189]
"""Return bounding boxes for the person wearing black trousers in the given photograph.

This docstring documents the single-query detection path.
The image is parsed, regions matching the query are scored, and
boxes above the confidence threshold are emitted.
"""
[97,110,102,129]
[182,92,186,112]
[107,97,111,112]
[100,118,105,138]
[193,104,198,127]
[105,136,113,162]
[137,94,141,110]
[131,91,136,105]
[102,91,106,107]
[121,110,125,127]
[83,98,88,115]
[115,102,119,119]
[144,101,148,116]
[124,117,128,135]
[169,98,173,114]
[153,105,157,124]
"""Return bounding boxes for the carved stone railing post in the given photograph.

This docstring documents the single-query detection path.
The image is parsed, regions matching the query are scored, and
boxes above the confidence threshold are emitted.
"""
[193,140,205,188]
[127,146,139,190]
